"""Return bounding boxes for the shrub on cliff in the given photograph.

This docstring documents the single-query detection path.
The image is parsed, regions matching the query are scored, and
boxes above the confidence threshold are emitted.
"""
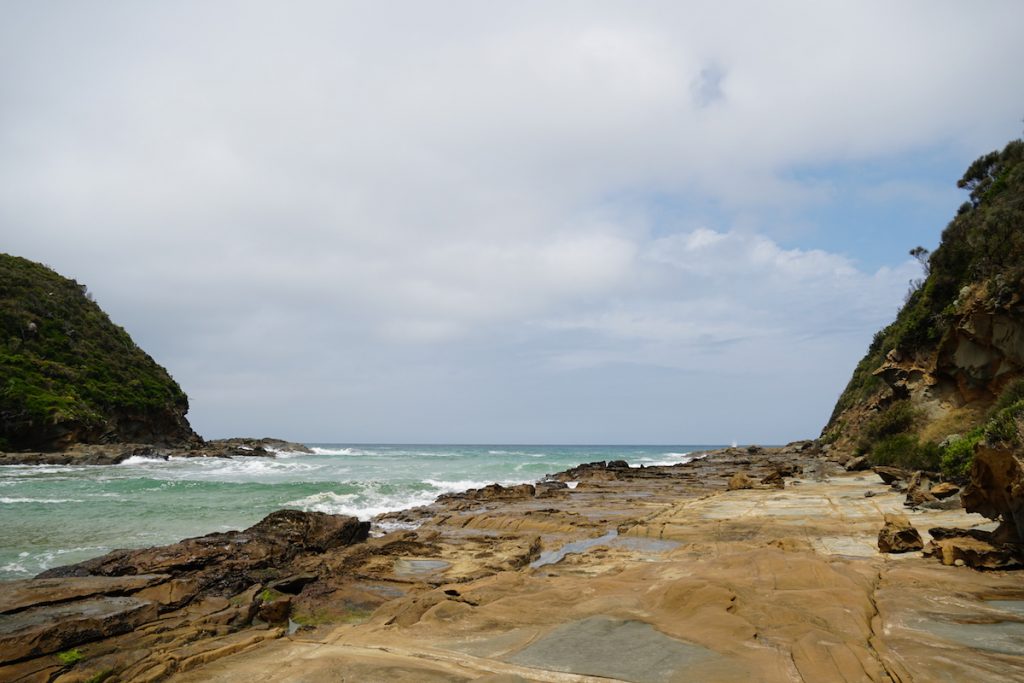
[825,137,1024,476]
[0,254,195,450]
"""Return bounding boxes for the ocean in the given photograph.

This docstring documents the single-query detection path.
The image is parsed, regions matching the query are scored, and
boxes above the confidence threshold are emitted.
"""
[0,443,715,580]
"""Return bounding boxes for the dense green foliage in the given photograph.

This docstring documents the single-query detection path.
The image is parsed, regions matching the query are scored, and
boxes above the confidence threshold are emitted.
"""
[856,401,919,450]
[870,434,942,472]
[852,401,940,471]
[939,428,985,479]
[0,254,189,449]
[828,139,1024,425]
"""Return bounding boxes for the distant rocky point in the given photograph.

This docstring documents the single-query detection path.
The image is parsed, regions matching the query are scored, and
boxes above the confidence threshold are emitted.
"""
[0,254,197,451]
[0,437,312,466]
[0,253,312,464]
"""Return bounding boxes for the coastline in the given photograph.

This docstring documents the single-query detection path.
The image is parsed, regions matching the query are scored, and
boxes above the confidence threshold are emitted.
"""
[3,442,1024,681]
[0,437,313,467]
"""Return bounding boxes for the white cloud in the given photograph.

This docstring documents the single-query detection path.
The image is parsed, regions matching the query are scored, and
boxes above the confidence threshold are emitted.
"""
[0,1,1021,442]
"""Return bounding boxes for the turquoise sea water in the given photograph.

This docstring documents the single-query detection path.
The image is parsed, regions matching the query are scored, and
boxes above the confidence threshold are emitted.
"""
[0,444,716,580]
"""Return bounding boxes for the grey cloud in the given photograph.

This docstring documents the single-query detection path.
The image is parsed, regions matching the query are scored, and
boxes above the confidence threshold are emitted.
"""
[2,1,1023,442]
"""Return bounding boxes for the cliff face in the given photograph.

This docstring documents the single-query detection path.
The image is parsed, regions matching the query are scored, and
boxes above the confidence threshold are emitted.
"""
[0,254,198,451]
[824,139,1024,476]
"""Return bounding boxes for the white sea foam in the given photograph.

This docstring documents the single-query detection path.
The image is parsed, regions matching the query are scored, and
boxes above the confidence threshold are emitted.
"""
[629,451,700,467]
[0,497,84,504]
[6,545,111,575]
[271,449,315,458]
[119,455,170,466]
[373,519,422,535]
[311,446,360,456]
[423,478,532,492]
[285,487,438,520]
[283,475,537,521]
[488,450,546,457]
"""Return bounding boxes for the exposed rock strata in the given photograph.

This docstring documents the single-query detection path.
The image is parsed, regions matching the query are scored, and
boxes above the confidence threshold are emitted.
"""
[0,510,368,680]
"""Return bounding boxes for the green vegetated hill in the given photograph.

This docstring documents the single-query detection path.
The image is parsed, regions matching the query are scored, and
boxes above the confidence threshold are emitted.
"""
[0,254,197,450]
[824,137,1024,479]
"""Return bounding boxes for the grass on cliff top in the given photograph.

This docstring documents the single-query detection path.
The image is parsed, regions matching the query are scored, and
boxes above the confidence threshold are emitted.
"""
[0,254,188,448]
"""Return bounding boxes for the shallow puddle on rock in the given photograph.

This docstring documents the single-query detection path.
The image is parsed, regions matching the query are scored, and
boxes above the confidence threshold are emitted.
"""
[503,616,743,682]
[910,600,1024,656]
[609,536,680,553]
[530,530,618,568]
[987,600,1024,618]
[392,559,450,578]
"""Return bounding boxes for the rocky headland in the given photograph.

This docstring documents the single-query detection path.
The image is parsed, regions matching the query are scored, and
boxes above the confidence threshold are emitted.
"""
[4,442,1024,682]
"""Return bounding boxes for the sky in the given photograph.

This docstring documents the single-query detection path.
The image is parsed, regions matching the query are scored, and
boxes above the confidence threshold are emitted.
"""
[2,2,1023,444]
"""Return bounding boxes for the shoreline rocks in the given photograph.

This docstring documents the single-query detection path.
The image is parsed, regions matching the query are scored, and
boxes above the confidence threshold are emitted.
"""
[1,510,368,678]
[0,436,312,466]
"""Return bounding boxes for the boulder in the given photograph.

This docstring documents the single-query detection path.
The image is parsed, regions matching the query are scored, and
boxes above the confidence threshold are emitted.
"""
[877,513,924,553]
[873,466,911,486]
[924,532,1024,570]
[776,463,803,477]
[727,472,755,491]
[760,470,785,489]
[256,593,292,624]
[844,456,871,472]
[904,471,938,507]
[930,482,960,499]
[535,481,569,497]
[962,446,1024,542]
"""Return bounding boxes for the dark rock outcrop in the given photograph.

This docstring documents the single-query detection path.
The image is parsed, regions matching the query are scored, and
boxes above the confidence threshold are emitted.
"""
[0,510,369,675]
[41,510,369,594]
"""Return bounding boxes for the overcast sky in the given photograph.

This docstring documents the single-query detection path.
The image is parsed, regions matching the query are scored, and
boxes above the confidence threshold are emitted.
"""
[2,2,1023,444]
